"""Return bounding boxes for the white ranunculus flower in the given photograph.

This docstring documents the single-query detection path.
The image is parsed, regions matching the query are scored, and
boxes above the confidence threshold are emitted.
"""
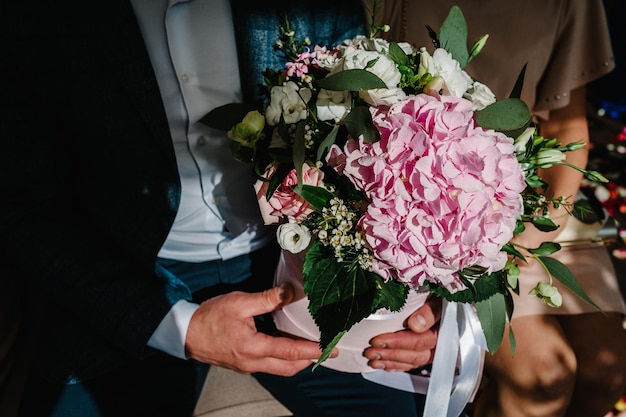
[316,89,351,122]
[464,81,496,110]
[431,48,473,98]
[342,50,405,106]
[276,223,312,254]
[360,87,407,107]
[265,81,312,126]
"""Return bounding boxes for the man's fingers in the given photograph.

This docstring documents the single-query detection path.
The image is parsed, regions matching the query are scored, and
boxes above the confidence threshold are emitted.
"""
[239,282,295,317]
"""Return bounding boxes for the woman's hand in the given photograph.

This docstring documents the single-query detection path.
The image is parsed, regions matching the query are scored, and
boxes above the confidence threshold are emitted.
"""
[363,297,442,372]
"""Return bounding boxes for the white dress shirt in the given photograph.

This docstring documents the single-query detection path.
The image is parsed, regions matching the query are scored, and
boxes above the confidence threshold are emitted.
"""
[130,0,272,358]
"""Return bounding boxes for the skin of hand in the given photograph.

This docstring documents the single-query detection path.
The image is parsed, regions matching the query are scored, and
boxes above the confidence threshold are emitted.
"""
[511,86,590,260]
[185,282,332,376]
[363,297,442,372]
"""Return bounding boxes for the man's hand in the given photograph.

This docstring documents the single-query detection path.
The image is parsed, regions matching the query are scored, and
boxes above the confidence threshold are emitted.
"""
[363,297,442,372]
[185,283,328,376]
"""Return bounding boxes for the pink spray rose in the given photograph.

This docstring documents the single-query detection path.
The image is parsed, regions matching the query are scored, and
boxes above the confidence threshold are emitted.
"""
[254,163,325,224]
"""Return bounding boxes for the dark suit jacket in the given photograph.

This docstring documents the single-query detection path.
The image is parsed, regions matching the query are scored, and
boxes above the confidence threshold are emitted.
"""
[0,0,365,383]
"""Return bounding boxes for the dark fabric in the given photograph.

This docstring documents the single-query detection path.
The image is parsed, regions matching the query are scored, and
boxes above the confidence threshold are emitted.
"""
[0,277,36,417]
[17,244,279,417]
[231,0,368,105]
[18,354,209,417]
[0,0,185,383]
[254,366,426,417]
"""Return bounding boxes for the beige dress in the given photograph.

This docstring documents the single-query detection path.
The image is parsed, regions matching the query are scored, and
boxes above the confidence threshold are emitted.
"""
[381,0,626,317]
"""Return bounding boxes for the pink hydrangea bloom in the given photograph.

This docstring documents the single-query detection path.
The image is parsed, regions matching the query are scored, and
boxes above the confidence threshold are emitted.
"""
[327,94,526,292]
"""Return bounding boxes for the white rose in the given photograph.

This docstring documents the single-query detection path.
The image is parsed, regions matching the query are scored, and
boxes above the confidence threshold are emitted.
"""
[464,81,496,110]
[431,48,473,97]
[316,89,351,122]
[276,223,312,254]
[265,81,312,126]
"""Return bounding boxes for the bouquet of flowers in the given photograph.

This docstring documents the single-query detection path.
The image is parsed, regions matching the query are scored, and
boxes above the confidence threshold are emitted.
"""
[202,5,606,366]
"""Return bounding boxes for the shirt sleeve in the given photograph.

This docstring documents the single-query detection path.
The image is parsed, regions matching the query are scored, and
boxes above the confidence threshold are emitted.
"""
[148,300,199,359]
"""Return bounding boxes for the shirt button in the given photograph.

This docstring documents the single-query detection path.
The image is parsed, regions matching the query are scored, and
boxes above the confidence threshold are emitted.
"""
[197,136,206,146]
[181,73,190,82]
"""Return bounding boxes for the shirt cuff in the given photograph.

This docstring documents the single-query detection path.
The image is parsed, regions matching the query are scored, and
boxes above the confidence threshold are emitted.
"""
[148,300,199,359]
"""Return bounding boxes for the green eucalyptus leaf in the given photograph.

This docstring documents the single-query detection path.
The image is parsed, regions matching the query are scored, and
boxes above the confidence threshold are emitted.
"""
[316,69,387,91]
[528,241,561,256]
[475,98,532,139]
[317,125,340,162]
[508,324,516,356]
[344,105,380,143]
[294,184,335,211]
[475,293,507,353]
[293,121,306,187]
[198,102,257,131]
[438,5,469,68]
[388,41,410,67]
[538,256,600,310]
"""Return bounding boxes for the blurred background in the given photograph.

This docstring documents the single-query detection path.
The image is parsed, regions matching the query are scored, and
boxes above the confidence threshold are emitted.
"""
[585,0,626,298]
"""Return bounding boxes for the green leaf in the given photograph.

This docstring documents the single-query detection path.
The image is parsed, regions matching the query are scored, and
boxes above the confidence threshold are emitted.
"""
[316,69,387,91]
[314,331,346,370]
[388,41,410,67]
[317,125,340,162]
[425,270,506,303]
[475,98,532,139]
[198,103,257,131]
[372,278,409,312]
[531,216,559,232]
[438,6,469,68]
[502,243,526,262]
[475,293,507,353]
[294,185,334,211]
[528,241,561,256]
[538,256,601,310]
[508,325,516,356]
[302,241,408,359]
[303,242,376,347]
[293,121,306,188]
[509,64,527,100]
[344,105,380,143]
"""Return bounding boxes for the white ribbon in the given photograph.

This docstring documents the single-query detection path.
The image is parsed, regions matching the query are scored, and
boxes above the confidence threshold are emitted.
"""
[362,301,486,417]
